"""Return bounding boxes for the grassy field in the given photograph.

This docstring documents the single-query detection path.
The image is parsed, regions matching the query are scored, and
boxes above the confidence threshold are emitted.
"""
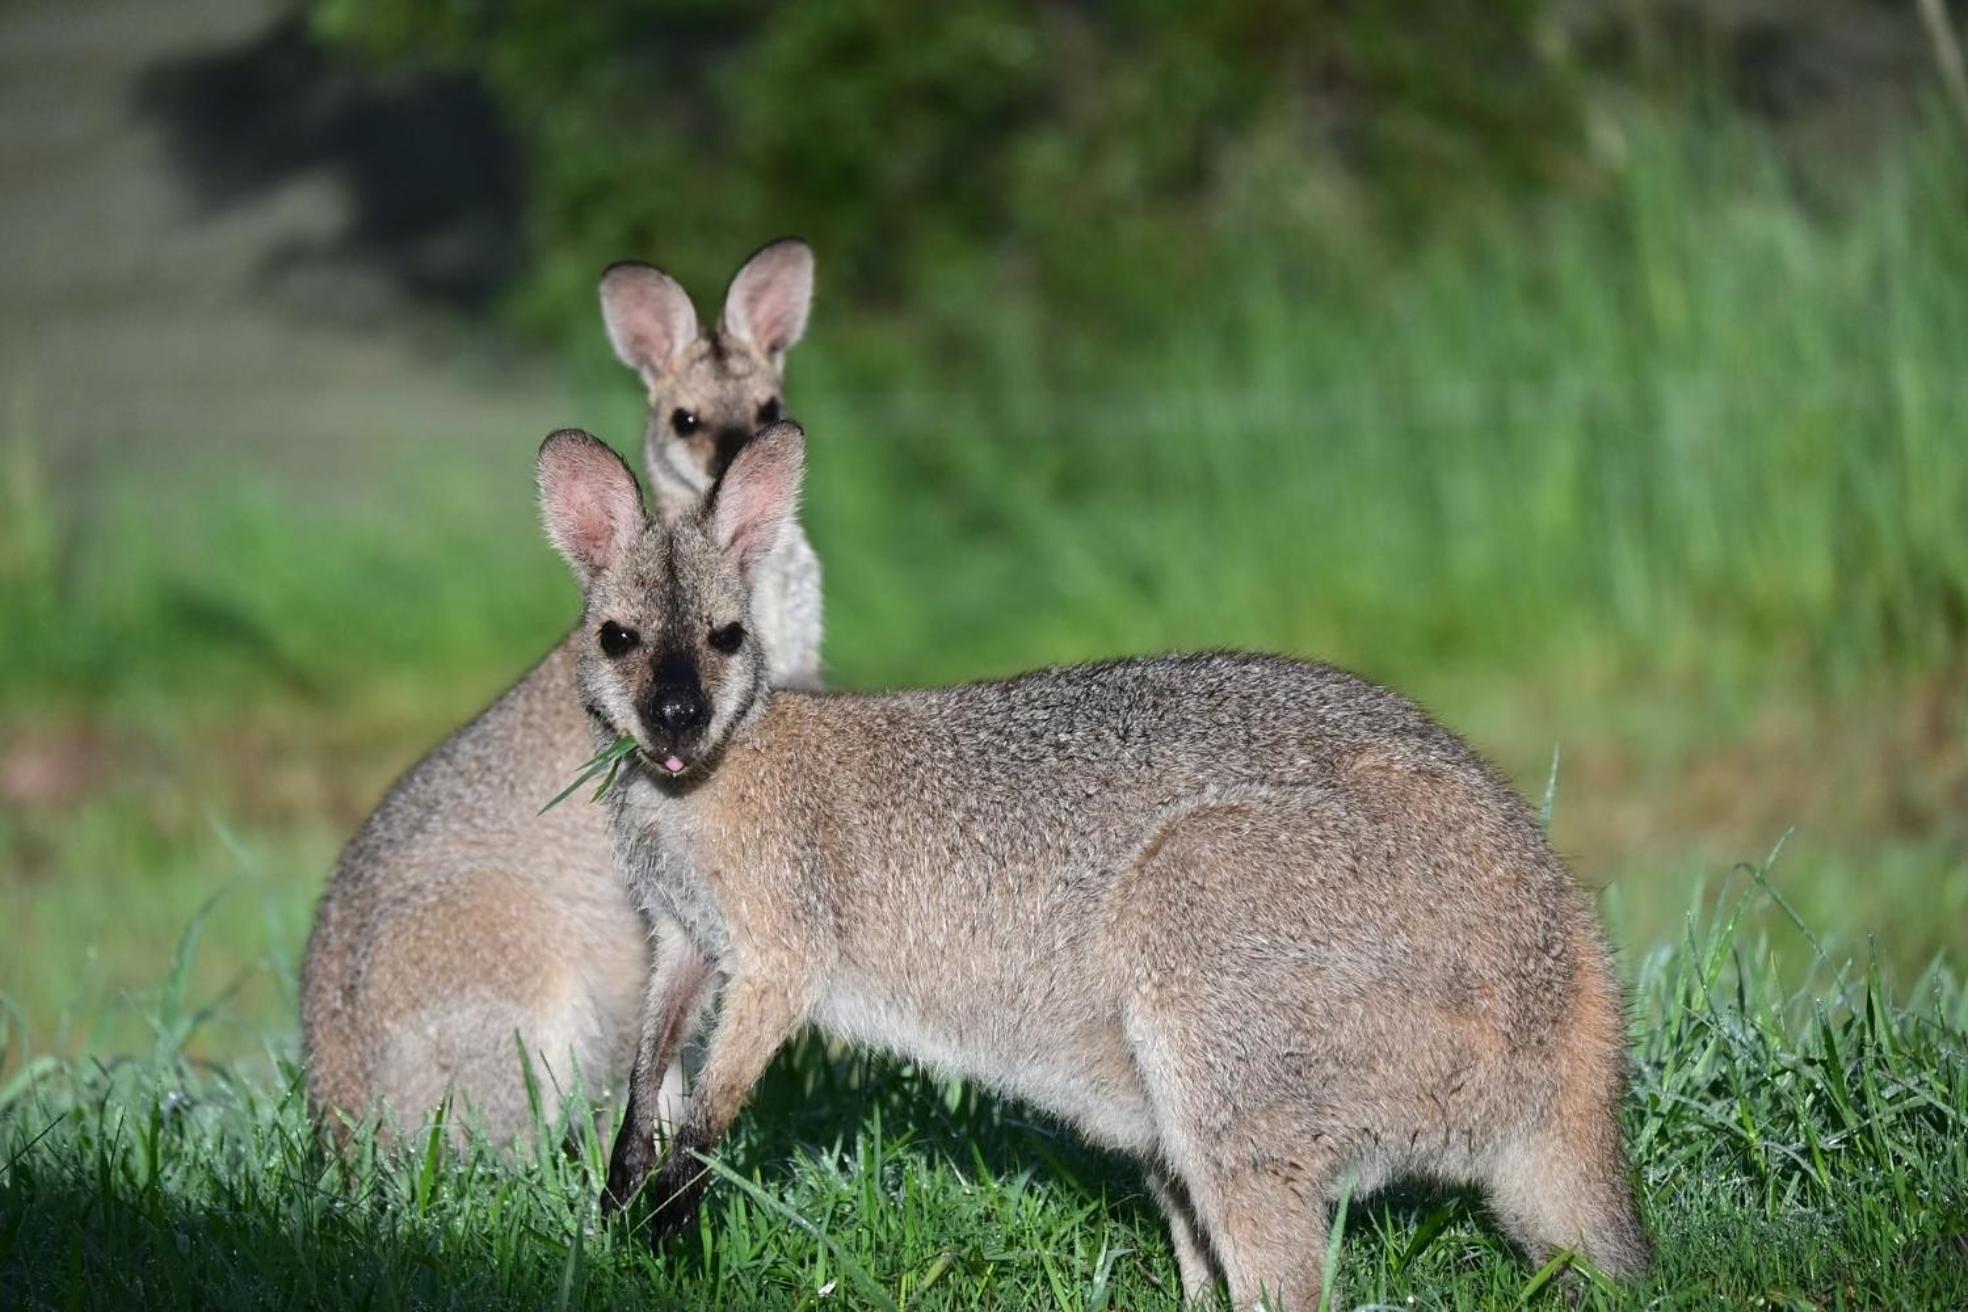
[3,879,1964,1308]
[3,112,1967,1304]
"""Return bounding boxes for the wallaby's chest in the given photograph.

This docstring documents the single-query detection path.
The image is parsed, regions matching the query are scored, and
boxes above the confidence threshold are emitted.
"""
[654,862,731,962]
[620,801,734,962]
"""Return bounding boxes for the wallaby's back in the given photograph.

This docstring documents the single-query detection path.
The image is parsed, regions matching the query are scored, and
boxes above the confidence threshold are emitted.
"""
[708,652,1580,1036]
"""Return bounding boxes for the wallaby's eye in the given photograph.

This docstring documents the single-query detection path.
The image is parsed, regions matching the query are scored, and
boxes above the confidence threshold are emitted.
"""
[599,621,640,657]
[670,409,700,437]
[708,622,745,655]
[756,397,781,425]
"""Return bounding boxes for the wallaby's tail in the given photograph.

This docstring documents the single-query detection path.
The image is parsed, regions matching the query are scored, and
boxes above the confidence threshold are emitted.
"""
[1485,929,1652,1279]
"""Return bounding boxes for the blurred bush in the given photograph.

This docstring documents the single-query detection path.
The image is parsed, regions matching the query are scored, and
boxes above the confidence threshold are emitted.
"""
[312,0,1587,332]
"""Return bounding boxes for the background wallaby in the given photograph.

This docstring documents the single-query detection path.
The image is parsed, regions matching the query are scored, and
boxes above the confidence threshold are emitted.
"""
[301,240,820,1147]
[538,421,1652,1309]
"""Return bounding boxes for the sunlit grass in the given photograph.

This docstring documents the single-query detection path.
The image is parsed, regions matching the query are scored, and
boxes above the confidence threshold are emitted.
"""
[2,874,1963,1308]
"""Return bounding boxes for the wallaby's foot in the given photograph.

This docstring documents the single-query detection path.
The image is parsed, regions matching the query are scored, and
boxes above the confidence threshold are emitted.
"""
[634,1119,716,1245]
[604,1118,712,1245]
[643,1152,712,1246]
[603,1123,656,1216]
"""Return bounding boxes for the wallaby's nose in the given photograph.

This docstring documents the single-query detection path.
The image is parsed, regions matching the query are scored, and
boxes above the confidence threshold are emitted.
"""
[652,685,707,734]
[711,426,751,478]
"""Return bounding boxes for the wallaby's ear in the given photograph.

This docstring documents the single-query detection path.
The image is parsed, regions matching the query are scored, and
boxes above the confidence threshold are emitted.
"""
[599,263,700,381]
[709,421,805,570]
[538,429,648,587]
[720,239,814,363]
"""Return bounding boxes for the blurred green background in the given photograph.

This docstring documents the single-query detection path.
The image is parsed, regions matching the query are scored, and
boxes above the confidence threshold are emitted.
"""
[2,0,1965,1065]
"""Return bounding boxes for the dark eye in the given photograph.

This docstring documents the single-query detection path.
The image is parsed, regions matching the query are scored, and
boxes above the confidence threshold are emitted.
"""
[756,397,781,425]
[599,621,640,656]
[708,621,745,654]
[670,409,700,436]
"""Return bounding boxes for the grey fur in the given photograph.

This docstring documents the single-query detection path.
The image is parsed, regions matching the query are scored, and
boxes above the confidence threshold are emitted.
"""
[301,241,821,1146]
[542,422,1651,1308]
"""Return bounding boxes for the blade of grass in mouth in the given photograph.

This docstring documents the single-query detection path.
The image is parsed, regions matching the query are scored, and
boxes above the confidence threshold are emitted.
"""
[540,735,639,814]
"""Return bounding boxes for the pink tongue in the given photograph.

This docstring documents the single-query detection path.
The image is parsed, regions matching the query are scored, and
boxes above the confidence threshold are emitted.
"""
[663,755,686,774]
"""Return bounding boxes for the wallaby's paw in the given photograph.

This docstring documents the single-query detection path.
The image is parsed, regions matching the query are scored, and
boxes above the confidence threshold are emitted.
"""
[643,1157,709,1247]
[602,1128,655,1217]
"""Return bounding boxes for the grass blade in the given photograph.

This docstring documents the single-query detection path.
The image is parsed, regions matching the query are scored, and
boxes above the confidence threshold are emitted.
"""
[1317,1173,1352,1312]
[541,735,639,814]
[1537,743,1562,837]
[690,1150,899,1312]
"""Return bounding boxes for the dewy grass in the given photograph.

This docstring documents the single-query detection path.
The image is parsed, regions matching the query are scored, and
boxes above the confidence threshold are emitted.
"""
[540,735,639,814]
[1,872,1963,1309]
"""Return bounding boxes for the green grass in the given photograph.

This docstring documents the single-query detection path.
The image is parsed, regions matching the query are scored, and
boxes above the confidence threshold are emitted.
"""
[2,875,1964,1309]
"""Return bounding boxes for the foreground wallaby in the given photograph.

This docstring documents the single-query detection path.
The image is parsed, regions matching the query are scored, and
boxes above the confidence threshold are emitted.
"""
[301,241,820,1147]
[539,421,1652,1306]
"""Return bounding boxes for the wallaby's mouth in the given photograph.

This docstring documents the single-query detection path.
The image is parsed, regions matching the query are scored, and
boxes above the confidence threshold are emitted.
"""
[633,740,700,778]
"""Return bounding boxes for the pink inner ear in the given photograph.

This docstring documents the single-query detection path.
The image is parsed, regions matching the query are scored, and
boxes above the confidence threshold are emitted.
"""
[601,267,698,376]
[712,428,804,566]
[725,245,813,357]
[556,483,624,563]
[542,436,642,577]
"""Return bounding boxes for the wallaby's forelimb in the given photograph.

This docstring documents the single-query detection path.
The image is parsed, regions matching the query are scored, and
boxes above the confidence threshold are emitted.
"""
[635,968,809,1243]
[605,920,715,1214]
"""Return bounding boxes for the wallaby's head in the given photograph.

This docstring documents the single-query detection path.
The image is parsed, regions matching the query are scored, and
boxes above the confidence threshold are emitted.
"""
[600,238,813,516]
[539,421,807,778]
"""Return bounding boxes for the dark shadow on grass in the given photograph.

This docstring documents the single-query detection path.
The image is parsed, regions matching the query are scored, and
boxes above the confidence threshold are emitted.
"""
[0,1040,1534,1311]
[742,1032,1154,1196]
[669,1035,1514,1282]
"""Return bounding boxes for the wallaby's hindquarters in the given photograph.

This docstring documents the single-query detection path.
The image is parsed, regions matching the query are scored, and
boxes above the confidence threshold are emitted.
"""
[1114,776,1649,1304]
[301,642,649,1145]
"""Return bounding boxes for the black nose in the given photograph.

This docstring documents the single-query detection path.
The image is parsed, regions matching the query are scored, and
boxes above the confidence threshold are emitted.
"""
[652,685,707,733]
[710,426,751,478]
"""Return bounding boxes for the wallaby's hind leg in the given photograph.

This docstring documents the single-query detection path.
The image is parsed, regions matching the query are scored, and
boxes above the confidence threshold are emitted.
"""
[1128,1002,1334,1310]
[1117,797,1351,1309]
[363,868,647,1148]
[1140,1062,1334,1308]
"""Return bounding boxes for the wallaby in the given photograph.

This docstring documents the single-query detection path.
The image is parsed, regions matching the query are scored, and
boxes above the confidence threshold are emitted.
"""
[301,240,821,1148]
[538,421,1653,1308]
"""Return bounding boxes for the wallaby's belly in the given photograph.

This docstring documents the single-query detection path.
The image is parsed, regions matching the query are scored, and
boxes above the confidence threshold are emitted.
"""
[809,967,1157,1153]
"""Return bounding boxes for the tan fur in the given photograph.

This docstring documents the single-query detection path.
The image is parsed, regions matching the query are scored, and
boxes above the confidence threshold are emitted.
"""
[541,423,1651,1306]
[301,242,820,1147]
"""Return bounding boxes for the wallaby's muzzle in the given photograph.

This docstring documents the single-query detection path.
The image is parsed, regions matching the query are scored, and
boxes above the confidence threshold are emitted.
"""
[710,426,753,479]
[637,667,710,776]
